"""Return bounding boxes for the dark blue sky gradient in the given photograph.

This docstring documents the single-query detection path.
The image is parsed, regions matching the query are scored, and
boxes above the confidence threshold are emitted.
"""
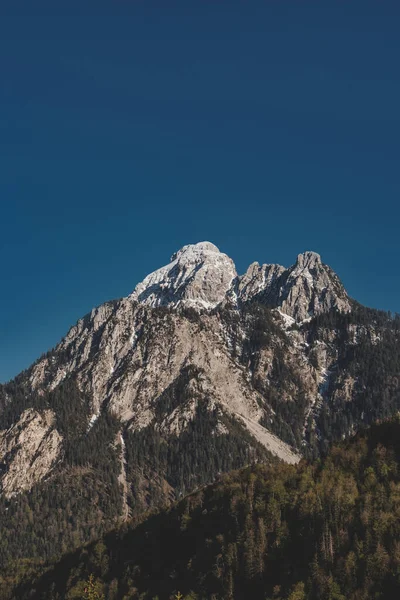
[1,1,399,381]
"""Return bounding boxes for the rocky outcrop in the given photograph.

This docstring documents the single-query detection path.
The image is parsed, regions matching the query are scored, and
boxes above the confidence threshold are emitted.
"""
[29,299,299,464]
[278,252,351,321]
[238,262,285,306]
[0,409,62,498]
[239,250,351,321]
[129,242,350,322]
[130,242,237,309]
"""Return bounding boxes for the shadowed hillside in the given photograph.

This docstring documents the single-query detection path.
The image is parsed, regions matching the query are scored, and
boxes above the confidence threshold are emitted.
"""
[8,417,400,600]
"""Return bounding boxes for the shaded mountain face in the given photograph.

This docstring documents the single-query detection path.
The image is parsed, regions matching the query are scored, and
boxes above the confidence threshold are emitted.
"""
[1,241,400,567]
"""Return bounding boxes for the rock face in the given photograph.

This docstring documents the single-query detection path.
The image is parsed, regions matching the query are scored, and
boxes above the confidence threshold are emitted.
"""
[280,252,351,321]
[130,242,350,321]
[3,242,354,494]
[130,242,237,309]
[29,299,299,464]
[0,242,355,500]
[0,409,62,498]
[239,262,286,307]
[239,251,351,321]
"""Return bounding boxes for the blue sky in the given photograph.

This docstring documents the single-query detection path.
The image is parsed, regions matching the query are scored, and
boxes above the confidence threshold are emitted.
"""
[1,1,399,382]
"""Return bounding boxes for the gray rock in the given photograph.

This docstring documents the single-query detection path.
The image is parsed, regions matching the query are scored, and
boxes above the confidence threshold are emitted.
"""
[130,241,237,309]
[239,251,351,321]
[2,242,356,496]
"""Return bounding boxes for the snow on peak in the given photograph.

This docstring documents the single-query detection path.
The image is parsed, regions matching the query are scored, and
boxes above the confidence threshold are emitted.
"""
[129,242,350,320]
[130,241,238,309]
[170,241,221,262]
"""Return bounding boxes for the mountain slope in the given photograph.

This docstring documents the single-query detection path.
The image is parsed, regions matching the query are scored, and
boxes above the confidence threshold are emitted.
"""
[1,241,400,570]
[11,418,400,600]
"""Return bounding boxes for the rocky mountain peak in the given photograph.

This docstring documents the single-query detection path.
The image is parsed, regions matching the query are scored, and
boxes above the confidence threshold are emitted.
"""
[129,243,350,320]
[238,250,350,321]
[170,241,221,262]
[281,251,350,321]
[130,241,237,309]
[295,251,322,269]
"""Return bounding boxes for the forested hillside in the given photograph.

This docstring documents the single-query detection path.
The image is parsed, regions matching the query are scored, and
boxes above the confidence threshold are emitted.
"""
[0,375,272,572]
[8,418,400,600]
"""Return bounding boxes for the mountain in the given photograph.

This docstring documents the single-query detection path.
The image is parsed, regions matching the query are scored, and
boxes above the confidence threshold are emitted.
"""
[239,250,350,321]
[130,242,237,309]
[1,241,400,569]
[10,417,400,600]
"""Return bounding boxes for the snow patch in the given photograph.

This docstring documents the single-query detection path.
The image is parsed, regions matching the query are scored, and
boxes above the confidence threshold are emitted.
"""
[277,310,296,329]
[87,413,99,431]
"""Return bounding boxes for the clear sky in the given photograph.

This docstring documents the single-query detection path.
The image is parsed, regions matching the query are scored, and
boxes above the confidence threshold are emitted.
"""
[1,1,399,382]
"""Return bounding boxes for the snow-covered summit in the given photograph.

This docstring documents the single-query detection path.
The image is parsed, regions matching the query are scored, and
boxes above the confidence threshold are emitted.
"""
[170,241,220,262]
[130,241,237,309]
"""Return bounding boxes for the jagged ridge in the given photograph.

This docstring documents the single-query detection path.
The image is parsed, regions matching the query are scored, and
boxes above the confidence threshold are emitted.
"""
[131,242,351,321]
